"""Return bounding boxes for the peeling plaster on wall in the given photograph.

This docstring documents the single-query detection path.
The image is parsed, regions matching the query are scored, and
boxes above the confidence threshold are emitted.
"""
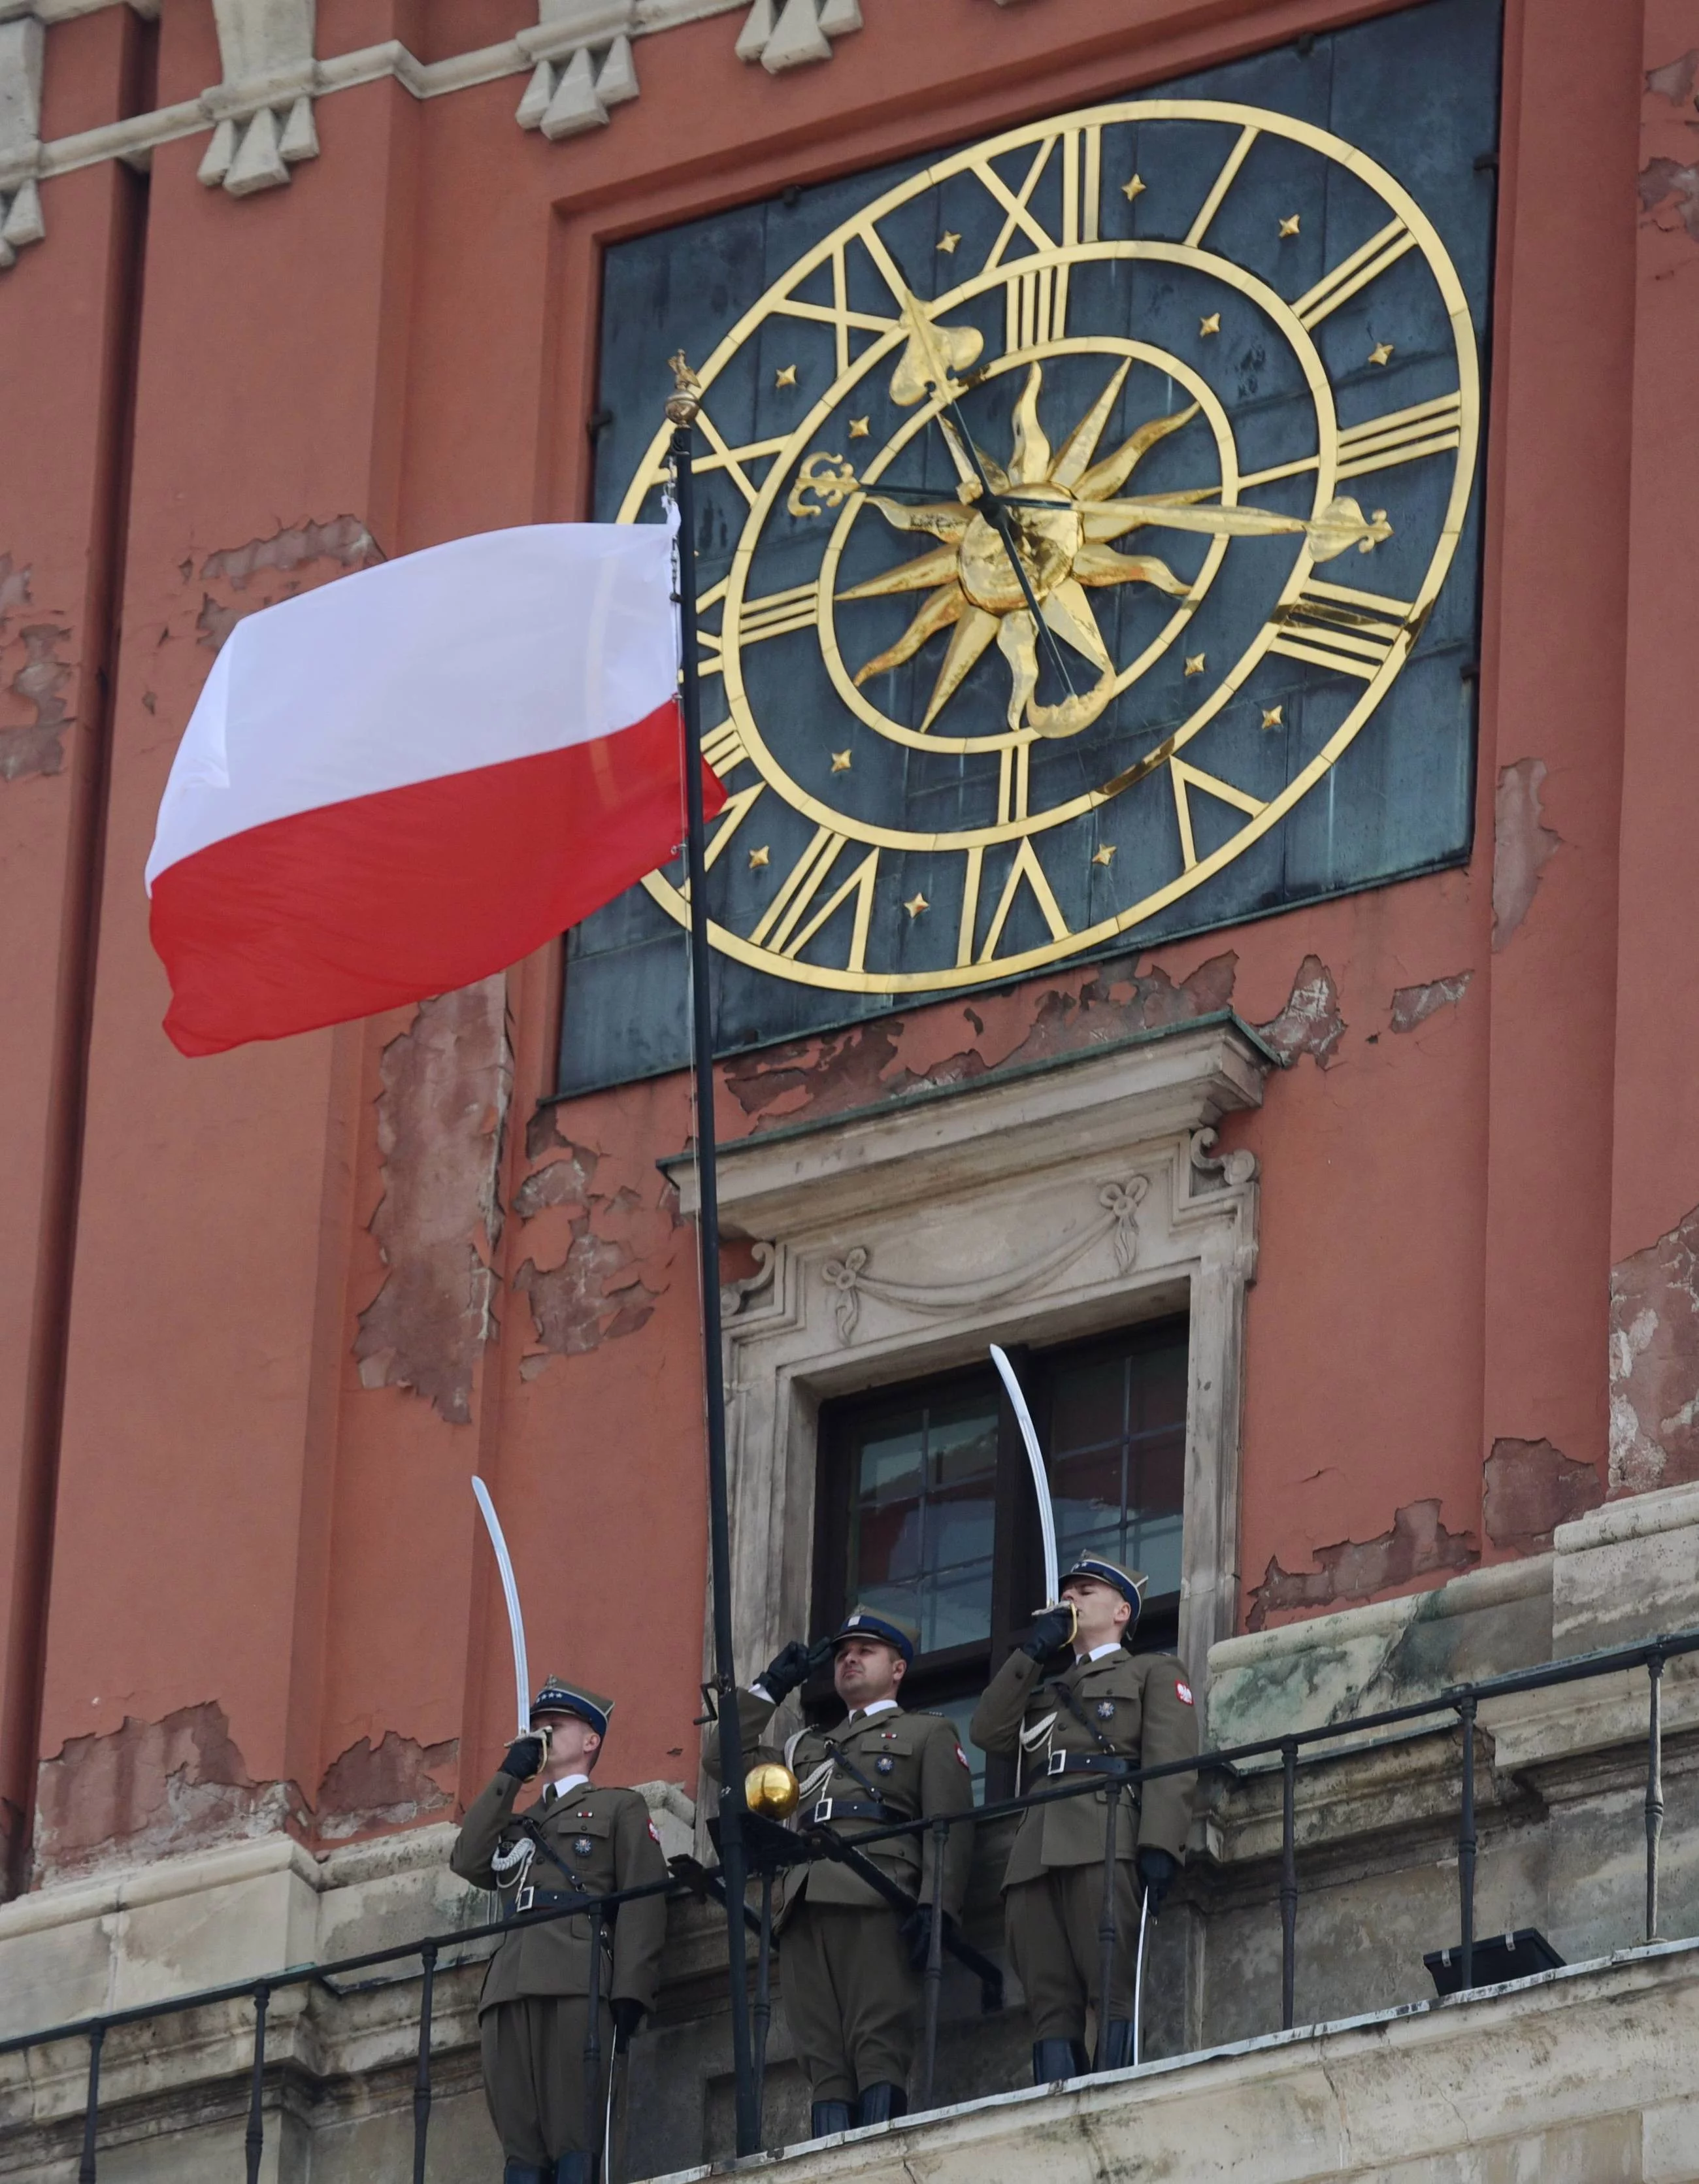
[314,1731,457,1841]
[1253,954,1345,1067]
[720,948,1240,1132]
[1492,758,1561,949]
[514,1234,661,1369]
[1246,1499,1478,1631]
[0,553,71,780]
[1647,48,1698,105]
[353,979,513,1425]
[193,514,379,652]
[1483,1437,1603,1554]
[34,1703,305,1884]
[1609,1200,1699,1497]
[1639,156,1699,242]
[1389,971,1472,1034]
[513,1143,599,1221]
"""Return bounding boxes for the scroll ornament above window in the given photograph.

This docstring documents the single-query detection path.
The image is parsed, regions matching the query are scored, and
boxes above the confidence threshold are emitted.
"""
[821,1175,1147,1342]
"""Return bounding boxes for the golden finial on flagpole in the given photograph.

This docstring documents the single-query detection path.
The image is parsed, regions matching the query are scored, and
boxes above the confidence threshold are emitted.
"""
[665,349,702,425]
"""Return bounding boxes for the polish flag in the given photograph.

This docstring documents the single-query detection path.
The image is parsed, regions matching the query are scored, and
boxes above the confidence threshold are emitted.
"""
[146,523,718,1057]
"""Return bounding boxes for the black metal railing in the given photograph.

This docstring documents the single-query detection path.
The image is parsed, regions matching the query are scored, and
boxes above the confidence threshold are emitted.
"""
[3,1626,1692,2179]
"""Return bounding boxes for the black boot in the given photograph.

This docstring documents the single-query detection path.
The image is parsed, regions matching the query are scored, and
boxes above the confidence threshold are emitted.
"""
[1097,2021,1136,2071]
[854,2083,908,2126]
[552,2157,590,2184]
[810,2101,853,2138]
[503,2166,548,2184]
[1032,2040,1083,2085]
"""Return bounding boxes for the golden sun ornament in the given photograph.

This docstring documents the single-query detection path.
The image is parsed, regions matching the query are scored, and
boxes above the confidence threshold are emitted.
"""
[840,361,1391,740]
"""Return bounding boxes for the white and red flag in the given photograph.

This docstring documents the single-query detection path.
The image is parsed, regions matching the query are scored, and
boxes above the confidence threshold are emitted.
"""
[146,521,715,1057]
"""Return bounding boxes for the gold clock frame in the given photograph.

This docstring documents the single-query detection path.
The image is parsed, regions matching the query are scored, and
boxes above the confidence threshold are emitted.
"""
[613,98,1480,995]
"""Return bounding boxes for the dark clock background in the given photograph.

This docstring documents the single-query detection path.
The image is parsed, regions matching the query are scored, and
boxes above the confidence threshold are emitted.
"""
[557,0,1500,1097]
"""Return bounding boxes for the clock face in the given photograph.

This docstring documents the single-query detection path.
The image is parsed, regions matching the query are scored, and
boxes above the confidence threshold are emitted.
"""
[569,1,1496,1085]
[614,100,1478,996]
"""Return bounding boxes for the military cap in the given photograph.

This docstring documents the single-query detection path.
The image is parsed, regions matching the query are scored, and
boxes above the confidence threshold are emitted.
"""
[831,1605,919,1664]
[529,1676,614,1739]
[1060,1555,1148,1621]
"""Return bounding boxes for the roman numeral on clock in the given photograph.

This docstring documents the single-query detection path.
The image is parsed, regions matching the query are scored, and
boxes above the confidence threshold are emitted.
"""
[1336,393,1464,480]
[1293,218,1416,329]
[1168,759,1266,871]
[748,828,880,970]
[700,582,821,676]
[1267,578,1416,680]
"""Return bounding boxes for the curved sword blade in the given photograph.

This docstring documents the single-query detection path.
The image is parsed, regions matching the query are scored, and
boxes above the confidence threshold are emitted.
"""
[989,1344,1059,1606]
[472,1476,531,1740]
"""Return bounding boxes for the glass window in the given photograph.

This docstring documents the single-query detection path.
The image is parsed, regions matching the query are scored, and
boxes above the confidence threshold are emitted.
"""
[815,1318,1188,1799]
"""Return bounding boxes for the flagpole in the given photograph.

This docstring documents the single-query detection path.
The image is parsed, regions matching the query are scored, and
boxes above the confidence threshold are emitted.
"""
[667,370,763,2161]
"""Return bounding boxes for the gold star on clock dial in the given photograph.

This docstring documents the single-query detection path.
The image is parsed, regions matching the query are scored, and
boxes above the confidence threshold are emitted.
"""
[1184,653,1206,676]
[830,750,852,772]
[774,363,798,388]
[1199,312,1221,336]
[936,231,961,254]
[1261,704,1284,729]
[1279,214,1301,237]
[848,417,870,438]
[1121,173,1146,200]
[1093,844,1116,867]
[748,844,770,869]
[904,892,929,918]
[1369,342,1395,366]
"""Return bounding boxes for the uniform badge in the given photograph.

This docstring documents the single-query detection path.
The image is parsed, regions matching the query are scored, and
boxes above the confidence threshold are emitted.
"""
[1175,1680,1195,1707]
[876,1754,895,1774]
[574,1836,595,1857]
[648,1819,661,1843]
[1095,1700,1115,1720]
[955,1745,969,1768]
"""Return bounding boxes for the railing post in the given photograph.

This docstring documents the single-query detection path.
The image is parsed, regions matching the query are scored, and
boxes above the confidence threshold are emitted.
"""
[245,1985,270,2184]
[77,2023,105,2184]
[1279,1738,1298,2032]
[921,1819,949,2108]
[1456,1695,1477,1993]
[753,1871,773,2128]
[1645,1646,1665,1943]
[412,1940,437,2184]
[585,1905,604,2183]
[1095,1775,1122,2070]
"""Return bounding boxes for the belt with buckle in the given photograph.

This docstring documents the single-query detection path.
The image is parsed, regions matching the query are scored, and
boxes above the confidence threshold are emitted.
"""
[1047,1751,1132,1779]
[514,1885,604,1914]
[808,1796,899,1826]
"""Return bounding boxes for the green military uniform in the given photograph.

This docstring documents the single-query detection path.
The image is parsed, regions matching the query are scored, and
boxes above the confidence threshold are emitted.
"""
[452,1679,668,2184]
[706,1607,974,2131]
[970,1557,1198,2076]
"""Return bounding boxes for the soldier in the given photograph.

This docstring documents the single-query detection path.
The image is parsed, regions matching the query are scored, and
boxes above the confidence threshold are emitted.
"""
[452,1677,669,2184]
[969,1555,1198,2083]
[706,1607,974,2136]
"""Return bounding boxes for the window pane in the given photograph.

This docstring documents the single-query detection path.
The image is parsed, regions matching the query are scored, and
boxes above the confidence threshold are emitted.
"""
[1049,1356,1126,1459]
[844,1393,997,1649]
[1047,1330,1187,1598]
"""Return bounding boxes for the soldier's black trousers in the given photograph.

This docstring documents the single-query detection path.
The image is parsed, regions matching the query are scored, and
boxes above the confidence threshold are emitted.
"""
[782,1902,917,2104]
[1006,1863,1142,2041]
[480,1996,612,2164]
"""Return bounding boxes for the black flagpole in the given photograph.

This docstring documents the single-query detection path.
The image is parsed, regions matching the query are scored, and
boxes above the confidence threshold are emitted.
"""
[667,371,762,2160]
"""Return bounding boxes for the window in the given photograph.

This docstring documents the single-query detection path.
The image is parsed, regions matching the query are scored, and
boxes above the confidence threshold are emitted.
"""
[812,1318,1187,1798]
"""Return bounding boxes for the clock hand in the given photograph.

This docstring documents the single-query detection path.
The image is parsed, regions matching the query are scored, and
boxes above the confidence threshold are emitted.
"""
[1078,492,1393,562]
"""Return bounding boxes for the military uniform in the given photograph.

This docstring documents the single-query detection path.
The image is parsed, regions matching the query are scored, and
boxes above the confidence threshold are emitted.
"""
[452,1679,668,2184]
[705,1608,974,2133]
[970,1557,1198,2077]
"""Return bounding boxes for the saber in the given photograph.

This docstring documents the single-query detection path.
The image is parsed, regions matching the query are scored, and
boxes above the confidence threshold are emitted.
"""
[990,1344,1059,1608]
[472,1476,531,1740]
[1132,1883,1151,2068]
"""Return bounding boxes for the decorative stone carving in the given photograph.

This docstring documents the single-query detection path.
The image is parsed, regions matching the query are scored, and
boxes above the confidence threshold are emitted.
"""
[0,18,44,271]
[667,1018,1271,1730]
[821,1176,1147,1342]
[736,0,861,74]
[193,0,320,196]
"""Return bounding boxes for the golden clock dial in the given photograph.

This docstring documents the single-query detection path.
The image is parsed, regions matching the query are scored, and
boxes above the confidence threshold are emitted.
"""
[612,98,1480,997]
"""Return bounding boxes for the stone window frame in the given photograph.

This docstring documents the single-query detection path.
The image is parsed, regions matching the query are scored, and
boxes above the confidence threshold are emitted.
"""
[671,1016,1272,1754]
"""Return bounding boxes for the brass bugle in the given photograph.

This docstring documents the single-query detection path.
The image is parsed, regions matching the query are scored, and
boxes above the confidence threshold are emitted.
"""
[1031,1599,1078,1645]
[523,1721,554,1781]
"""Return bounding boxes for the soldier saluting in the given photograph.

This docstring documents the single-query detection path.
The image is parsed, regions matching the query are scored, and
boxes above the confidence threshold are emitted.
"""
[706,1608,974,2136]
[970,1556,1198,2083]
[453,1678,668,2184]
